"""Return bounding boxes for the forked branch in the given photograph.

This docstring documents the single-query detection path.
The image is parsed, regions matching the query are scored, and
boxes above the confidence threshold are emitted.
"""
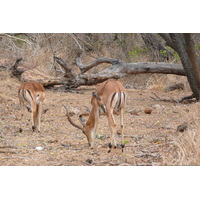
[54,56,76,79]
[76,55,124,74]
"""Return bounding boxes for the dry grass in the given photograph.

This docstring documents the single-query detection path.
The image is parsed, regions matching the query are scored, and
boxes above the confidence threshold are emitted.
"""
[174,130,200,165]
[173,108,200,165]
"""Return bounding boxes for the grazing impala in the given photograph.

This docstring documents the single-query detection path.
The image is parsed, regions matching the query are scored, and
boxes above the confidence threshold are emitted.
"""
[18,81,46,133]
[64,79,126,153]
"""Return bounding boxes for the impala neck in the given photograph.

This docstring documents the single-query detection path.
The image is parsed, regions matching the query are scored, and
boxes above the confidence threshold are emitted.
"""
[86,104,100,128]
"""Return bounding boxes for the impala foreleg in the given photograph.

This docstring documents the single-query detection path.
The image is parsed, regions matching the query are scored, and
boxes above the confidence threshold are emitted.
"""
[36,103,43,132]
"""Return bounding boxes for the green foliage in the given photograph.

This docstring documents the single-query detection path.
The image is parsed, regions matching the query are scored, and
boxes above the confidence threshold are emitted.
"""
[173,51,180,62]
[159,49,167,56]
[195,43,200,57]
[195,43,200,50]
[165,46,180,62]
[129,47,147,59]
[14,34,29,48]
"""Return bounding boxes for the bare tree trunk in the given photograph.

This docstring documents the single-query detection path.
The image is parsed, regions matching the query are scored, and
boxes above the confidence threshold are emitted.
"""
[159,33,200,100]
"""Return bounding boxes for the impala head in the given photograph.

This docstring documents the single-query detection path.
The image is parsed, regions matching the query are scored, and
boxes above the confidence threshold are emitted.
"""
[79,114,94,145]
[63,92,105,146]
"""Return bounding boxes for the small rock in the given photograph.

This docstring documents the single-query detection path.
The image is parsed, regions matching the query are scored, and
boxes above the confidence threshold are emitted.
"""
[182,100,189,104]
[154,104,164,109]
[129,110,139,116]
[48,139,58,143]
[85,159,93,165]
[117,129,121,135]
[177,123,188,132]
[144,107,152,114]
[35,146,44,151]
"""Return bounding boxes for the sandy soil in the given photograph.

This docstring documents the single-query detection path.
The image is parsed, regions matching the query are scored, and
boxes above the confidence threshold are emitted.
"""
[0,71,198,166]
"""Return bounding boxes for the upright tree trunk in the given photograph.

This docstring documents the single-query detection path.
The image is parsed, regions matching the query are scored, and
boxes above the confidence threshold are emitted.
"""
[160,33,200,100]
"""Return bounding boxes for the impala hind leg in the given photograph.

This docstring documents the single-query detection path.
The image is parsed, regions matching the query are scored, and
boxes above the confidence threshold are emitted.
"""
[120,108,125,152]
[31,102,37,132]
[107,111,116,153]
[19,96,25,133]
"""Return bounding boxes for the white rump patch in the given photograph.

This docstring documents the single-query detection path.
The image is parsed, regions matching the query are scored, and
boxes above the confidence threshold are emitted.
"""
[23,90,32,102]
[111,92,119,109]
[121,92,125,106]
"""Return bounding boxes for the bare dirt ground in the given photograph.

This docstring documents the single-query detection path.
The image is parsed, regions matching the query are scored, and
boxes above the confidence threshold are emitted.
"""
[1,71,199,166]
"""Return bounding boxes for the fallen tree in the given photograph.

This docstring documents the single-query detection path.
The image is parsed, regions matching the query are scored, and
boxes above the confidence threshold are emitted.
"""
[2,55,185,89]
[42,55,185,88]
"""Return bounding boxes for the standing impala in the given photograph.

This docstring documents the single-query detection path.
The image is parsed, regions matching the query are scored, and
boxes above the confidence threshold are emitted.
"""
[18,81,46,133]
[64,79,126,153]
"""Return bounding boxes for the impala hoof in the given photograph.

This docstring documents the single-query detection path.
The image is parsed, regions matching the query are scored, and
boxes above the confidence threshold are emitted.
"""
[121,144,125,152]
[32,126,36,132]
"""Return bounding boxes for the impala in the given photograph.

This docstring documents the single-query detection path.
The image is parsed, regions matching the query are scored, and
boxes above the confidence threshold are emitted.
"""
[64,79,126,153]
[18,81,46,133]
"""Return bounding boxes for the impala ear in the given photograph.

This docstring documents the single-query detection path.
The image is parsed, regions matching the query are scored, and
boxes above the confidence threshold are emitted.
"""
[79,115,86,127]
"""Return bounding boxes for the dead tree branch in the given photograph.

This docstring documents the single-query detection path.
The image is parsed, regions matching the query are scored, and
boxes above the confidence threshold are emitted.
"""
[150,92,178,103]
[10,58,25,78]
[150,92,196,103]
[76,56,122,74]
[70,33,85,52]
[0,33,33,45]
[54,56,76,79]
